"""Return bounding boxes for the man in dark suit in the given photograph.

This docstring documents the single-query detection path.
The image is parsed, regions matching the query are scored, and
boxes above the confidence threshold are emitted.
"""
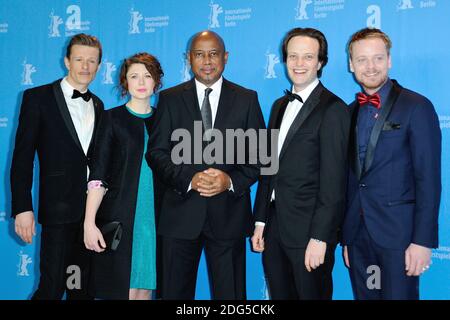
[342,28,441,300]
[147,30,265,299]
[10,33,104,299]
[252,28,350,300]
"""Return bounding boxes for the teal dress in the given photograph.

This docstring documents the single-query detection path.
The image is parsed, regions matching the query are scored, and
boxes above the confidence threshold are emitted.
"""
[126,106,156,290]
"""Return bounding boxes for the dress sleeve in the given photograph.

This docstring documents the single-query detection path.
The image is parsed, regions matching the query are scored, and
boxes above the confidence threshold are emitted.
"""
[89,110,114,186]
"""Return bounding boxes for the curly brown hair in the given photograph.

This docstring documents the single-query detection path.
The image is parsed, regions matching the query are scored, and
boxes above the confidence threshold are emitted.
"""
[119,52,164,97]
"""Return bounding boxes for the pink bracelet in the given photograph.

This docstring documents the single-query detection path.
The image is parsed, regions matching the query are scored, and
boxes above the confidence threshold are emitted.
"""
[88,180,105,190]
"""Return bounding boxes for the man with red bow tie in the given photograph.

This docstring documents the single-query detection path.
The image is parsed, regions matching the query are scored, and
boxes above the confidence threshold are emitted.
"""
[342,28,441,300]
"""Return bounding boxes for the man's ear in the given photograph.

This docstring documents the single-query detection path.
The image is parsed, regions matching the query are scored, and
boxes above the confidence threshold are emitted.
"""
[224,51,229,65]
[187,52,191,66]
[64,56,70,70]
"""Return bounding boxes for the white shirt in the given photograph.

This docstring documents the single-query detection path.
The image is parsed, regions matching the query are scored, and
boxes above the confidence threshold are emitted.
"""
[255,79,319,227]
[60,77,95,179]
[188,76,233,192]
[194,77,223,128]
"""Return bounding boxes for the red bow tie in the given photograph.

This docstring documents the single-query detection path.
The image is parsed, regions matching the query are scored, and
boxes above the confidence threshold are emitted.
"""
[357,92,381,109]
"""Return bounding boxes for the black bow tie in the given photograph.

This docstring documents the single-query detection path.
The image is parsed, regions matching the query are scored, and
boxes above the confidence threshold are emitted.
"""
[72,89,92,102]
[284,89,303,103]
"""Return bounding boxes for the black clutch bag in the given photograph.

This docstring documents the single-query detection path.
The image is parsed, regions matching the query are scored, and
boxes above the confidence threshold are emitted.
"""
[80,220,123,252]
[98,221,123,251]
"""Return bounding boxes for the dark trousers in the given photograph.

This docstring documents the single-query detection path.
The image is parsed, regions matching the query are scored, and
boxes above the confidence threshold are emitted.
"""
[161,220,246,300]
[262,202,335,300]
[347,217,419,300]
[32,222,92,300]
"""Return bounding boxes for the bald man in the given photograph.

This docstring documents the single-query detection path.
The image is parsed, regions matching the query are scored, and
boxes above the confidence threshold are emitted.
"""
[147,31,265,299]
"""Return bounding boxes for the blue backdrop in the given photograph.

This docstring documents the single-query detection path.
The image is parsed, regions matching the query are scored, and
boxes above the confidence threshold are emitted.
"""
[0,0,448,300]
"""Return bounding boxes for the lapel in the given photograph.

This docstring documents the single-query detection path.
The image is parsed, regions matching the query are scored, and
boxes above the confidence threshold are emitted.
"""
[51,79,85,155]
[213,78,236,131]
[270,97,289,130]
[361,80,403,177]
[182,79,203,123]
[278,82,323,161]
[349,102,362,180]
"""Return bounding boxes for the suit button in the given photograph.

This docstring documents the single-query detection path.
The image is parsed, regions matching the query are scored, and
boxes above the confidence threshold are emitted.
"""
[359,183,367,188]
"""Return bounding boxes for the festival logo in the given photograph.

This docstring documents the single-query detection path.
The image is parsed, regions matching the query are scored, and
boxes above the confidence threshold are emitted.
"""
[21,59,36,86]
[209,0,223,28]
[295,0,345,20]
[129,7,143,34]
[397,0,414,10]
[264,49,280,79]
[181,53,191,82]
[128,6,169,34]
[48,5,91,38]
[295,0,313,20]
[17,251,33,277]
[48,10,64,37]
[102,59,117,85]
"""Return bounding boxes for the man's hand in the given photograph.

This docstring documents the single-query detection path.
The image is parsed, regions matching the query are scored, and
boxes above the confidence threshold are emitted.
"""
[343,245,350,268]
[405,243,432,276]
[305,238,327,272]
[192,168,231,197]
[251,225,265,252]
[15,211,36,244]
[191,171,211,192]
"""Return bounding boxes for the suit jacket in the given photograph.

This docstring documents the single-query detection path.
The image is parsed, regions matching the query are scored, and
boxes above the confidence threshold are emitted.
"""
[342,80,441,250]
[146,78,266,240]
[10,79,104,225]
[253,82,350,248]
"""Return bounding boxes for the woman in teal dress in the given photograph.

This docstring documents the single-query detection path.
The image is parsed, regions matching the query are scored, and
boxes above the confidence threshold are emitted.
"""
[83,52,163,300]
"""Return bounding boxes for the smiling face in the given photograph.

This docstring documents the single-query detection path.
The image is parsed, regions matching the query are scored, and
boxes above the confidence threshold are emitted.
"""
[350,37,391,95]
[126,63,155,101]
[188,32,228,86]
[286,36,322,92]
[64,44,100,91]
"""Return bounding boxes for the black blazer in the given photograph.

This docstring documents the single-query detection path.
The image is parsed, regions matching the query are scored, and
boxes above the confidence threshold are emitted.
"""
[88,105,162,300]
[253,82,350,247]
[147,78,266,240]
[10,79,103,225]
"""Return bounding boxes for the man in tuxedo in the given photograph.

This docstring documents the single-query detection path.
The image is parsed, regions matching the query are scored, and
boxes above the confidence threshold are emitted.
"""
[342,28,441,300]
[252,28,350,300]
[147,30,265,299]
[10,33,104,299]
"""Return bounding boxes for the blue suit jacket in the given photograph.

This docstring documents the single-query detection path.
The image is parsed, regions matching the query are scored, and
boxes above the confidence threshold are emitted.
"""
[342,80,441,250]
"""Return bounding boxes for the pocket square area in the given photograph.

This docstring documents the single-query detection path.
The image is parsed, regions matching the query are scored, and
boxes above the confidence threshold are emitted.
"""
[383,121,401,131]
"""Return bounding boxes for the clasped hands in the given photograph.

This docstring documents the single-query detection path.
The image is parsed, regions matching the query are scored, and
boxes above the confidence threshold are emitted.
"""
[191,168,231,197]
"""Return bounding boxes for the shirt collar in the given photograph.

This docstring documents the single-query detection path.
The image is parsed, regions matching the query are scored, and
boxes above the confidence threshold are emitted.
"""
[372,78,393,107]
[292,78,320,103]
[195,77,223,96]
[61,77,89,98]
